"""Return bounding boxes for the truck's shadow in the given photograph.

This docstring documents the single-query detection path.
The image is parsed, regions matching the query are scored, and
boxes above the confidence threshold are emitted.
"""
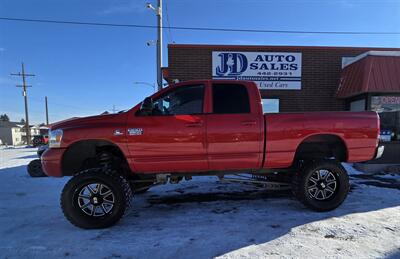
[147,189,292,205]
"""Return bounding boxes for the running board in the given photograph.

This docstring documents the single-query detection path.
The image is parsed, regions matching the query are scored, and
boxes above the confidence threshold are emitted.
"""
[218,175,291,191]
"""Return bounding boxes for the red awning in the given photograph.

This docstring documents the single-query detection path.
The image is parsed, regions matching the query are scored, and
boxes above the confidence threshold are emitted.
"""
[336,52,400,98]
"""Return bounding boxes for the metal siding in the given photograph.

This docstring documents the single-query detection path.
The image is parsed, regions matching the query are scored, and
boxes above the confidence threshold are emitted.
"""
[337,56,400,98]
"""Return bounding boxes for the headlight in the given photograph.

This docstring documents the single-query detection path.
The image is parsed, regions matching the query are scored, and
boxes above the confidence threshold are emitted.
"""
[49,129,63,148]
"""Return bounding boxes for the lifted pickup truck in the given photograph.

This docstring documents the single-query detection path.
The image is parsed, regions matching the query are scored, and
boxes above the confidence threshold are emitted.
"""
[42,80,383,229]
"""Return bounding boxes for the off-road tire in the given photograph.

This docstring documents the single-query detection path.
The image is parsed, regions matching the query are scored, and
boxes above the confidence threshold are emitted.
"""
[27,159,47,177]
[292,160,349,212]
[61,168,133,229]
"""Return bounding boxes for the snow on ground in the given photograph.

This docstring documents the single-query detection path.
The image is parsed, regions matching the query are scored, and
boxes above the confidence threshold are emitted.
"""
[0,147,399,259]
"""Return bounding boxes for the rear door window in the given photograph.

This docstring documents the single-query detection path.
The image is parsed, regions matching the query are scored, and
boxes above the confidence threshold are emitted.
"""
[212,83,250,114]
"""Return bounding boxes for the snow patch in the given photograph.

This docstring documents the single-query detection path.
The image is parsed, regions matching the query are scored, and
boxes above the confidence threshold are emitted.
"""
[0,148,399,258]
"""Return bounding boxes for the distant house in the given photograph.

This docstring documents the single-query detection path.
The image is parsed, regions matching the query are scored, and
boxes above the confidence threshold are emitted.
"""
[23,125,41,139]
[0,121,24,145]
[0,121,41,146]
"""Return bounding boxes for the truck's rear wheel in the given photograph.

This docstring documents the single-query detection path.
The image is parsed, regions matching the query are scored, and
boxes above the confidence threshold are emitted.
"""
[61,168,132,229]
[292,160,349,211]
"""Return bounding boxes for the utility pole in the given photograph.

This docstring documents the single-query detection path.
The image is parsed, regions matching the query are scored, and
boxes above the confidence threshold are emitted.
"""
[147,1,163,91]
[11,63,35,145]
[157,0,163,92]
[45,96,49,125]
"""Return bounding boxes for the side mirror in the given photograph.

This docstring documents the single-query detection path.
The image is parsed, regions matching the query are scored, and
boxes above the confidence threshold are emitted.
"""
[140,97,153,114]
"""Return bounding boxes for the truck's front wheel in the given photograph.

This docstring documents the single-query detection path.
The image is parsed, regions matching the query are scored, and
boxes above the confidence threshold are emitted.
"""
[27,159,47,177]
[292,160,349,211]
[61,168,132,229]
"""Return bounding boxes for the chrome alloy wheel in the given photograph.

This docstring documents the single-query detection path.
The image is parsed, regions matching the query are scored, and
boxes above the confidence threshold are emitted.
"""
[77,183,115,217]
[307,169,338,201]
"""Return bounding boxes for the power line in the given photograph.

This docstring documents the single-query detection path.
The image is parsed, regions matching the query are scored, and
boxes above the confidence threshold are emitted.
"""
[1,17,400,35]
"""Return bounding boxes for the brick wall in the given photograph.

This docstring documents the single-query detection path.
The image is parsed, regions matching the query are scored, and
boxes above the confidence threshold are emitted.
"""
[167,44,398,112]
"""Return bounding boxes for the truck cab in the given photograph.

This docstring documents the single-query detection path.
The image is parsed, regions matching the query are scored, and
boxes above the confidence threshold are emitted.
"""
[127,80,264,173]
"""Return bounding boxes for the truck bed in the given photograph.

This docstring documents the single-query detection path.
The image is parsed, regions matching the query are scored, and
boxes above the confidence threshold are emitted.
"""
[263,111,380,168]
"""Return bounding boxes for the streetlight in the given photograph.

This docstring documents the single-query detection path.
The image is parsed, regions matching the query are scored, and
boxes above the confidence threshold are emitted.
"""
[146,1,163,92]
[146,3,156,11]
[133,81,156,92]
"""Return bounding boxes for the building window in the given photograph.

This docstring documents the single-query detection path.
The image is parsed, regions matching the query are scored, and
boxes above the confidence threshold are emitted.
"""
[371,96,400,142]
[371,96,400,113]
[349,99,366,111]
[262,99,279,113]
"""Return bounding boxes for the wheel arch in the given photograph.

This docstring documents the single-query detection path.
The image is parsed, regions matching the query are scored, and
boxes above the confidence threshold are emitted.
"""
[294,134,348,163]
[61,139,130,176]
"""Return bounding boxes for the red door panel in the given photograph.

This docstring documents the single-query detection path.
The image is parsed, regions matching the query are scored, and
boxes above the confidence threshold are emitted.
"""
[126,114,207,173]
[206,113,263,170]
[206,83,264,171]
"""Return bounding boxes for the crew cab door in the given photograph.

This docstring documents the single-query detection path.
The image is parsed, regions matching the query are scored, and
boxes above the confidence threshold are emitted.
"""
[126,84,208,173]
[206,83,263,170]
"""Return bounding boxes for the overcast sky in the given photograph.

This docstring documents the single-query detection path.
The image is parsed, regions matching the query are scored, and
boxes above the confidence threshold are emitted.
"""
[0,0,399,124]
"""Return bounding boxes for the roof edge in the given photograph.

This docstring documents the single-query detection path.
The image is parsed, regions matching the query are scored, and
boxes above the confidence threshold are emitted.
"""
[342,51,400,68]
[337,91,400,99]
[168,43,400,51]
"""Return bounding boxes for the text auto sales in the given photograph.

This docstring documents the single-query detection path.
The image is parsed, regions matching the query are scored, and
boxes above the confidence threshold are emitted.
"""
[249,54,298,71]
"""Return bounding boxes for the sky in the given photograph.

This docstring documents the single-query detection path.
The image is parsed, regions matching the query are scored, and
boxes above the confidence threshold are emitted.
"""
[0,0,399,124]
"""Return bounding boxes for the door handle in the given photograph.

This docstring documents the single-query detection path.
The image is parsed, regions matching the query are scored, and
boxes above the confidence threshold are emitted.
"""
[185,122,203,127]
[241,120,256,126]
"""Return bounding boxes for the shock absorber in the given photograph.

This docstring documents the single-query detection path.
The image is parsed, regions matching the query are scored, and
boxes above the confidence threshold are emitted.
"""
[97,151,113,170]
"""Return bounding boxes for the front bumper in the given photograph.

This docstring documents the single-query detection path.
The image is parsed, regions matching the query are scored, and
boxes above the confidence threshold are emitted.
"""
[41,148,66,177]
[374,145,385,159]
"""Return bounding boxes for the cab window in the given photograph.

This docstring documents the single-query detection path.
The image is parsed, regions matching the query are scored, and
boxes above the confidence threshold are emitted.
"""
[151,84,205,115]
[212,83,250,114]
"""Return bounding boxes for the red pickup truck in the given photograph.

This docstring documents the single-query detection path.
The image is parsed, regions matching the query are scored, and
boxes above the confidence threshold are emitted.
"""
[42,80,383,229]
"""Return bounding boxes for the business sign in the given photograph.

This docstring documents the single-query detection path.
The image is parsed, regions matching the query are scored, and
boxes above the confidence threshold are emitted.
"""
[212,51,302,90]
